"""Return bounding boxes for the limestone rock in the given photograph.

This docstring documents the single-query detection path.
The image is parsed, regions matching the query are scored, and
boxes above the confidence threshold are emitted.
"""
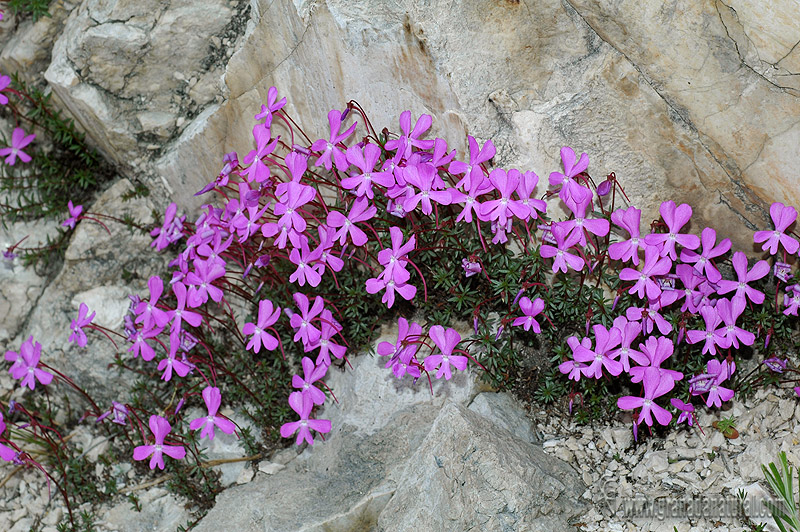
[101,487,191,532]
[44,0,243,169]
[16,178,166,403]
[378,403,585,532]
[468,391,540,443]
[0,217,60,344]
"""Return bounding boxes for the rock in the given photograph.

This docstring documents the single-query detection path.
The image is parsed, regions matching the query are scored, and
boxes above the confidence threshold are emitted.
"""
[322,344,478,437]
[0,0,77,82]
[378,403,585,531]
[15,178,165,404]
[236,467,254,484]
[145,0,797,256]
[468,391,539,443]
[0,217,60,344]
[256,461,284,475]
[45,0,242,170]
[738,439,779,481]
[101,487,191,532]
[739,482,780,532]
[778,398,795,421]
[193,400,440,532]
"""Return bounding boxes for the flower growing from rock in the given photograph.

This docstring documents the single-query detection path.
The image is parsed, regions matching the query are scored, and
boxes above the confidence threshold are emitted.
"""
[189,386,236,441]
[280,391,331,446]
[68,303,96,348]
[6,336,53,390]
[0,127,35,165]
[423,325,468,380]
[61,201,83,230]
[133,415,186,470]
[753,202,799,256]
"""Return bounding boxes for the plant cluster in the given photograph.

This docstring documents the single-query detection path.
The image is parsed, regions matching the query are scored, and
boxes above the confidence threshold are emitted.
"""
[2,85,800,530]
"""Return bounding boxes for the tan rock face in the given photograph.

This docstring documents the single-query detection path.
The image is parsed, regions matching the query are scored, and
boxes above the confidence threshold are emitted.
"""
[36,0,800,251]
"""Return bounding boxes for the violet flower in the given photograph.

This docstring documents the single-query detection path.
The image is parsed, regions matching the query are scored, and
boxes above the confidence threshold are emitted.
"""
[133,415,186,470]
[61,201,83,230]
[189,386,236,441]
[0,127,35,165]
[423,325,468,380]
[753,202,799,256]
[68,302,96,348]
[243,299,281,353]
[280,391,331,446]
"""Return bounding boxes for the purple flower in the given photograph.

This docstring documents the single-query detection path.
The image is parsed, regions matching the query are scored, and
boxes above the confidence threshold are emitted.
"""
[133,415,186,470]
[378,317,423,379]
[289,293,324,348]
[310,109,357,171]
[6,336,53,390]
[762,357,787,373]
[696,359,735,408]
[462,257,481,278]
[561,192,610,246]
[644,201,700,260]
[609,206,644,265]
[68,302,96,347]
[512,297,545,333]
[596,179,612,197]
[670,398,694,426]
[243,299,281,353]
[783,285,800,316]
[288,236,324,287]
[167,282,202,335]
[629,336,683,387]
[617,366,674,430]
[686,305,730,355]
[129,330,158,362]
[97,402,129,426]
[61,201,83,230]
[540,222,585,274]
[774,261,793,283]
[189,387,236,441]
[609,316,647,373]
[384,111,435,159]
[280,391,331,446]
[449,135,495,190]
[150,203,185,251]
[401,163,452,216]
[376,226,415,283]
[619,246,672,300]
[753,202,799,256]
[342,143,395,199]
[291,357,329,406]
[0,127,35,165]
[680,227,731,283]
[309,309,346,366]
[549,146,591,204]
[716,251,768,304]
[716,297,754,349]
[134,276,170,332]
[423,325,468,380]
[480,168,529,225]
[0,75,10,106]
[327,197,377,247]
[571,324,623,378]
[157,343,193,383]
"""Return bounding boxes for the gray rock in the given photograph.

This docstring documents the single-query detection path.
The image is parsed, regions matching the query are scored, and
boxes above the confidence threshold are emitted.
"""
[16,178,166,404]
[44,0,241,170]
[100,487,191,532]
[378,403,585,532]
[468,391,540,443]
[0,217,60,344]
